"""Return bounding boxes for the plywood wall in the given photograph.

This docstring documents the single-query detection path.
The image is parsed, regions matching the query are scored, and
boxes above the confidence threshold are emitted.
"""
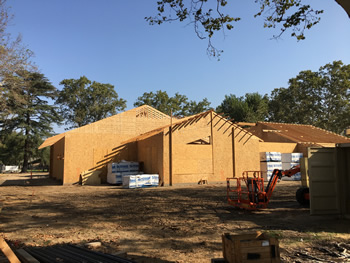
[59,108,170,184]
[137,132,164,184]
[160,113,262,184]
[211,115,234,181]
[259,142,298,153]
[233,126,261,178]
[50,137,65,181]
[163,130,170,185]
[171,115,213,184]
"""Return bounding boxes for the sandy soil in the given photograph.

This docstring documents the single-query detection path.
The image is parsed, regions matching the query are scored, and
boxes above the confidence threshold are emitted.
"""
[0,173,349,262]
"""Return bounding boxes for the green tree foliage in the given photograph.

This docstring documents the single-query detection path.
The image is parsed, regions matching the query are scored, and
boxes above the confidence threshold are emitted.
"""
[0,0,35,114]
[38,147,50,170]
[0,131,24,165]
[269,61,350,134]
[147,0,329,57]
[30,138,50,171]
[134,90,211,116]
[186,98,212,115]
[0,71,60,172]
[56,76,126,129]
[216,93,269,122]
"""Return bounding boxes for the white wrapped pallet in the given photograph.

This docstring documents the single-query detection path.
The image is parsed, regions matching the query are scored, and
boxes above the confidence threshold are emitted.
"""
[107,163,117,184]
[112,161,139,173]
[141,174,159,186]
[260,152,281,162]
[281,153,303,163]
[123,175,138,189]
[123,174,159,189]
[151,174,159,186]
[108,161,140,185]
[260,162,282,180]
[260,162,282,171]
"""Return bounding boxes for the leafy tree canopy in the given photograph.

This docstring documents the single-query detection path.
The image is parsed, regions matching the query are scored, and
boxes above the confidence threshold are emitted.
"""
[0,0,35,115]
[56,76,126,129]
[269,60,350,134]
[0,70,60,172]
[146,0,350,57]
[134,90,212,117]
[216,92,269,122]
[0,131,24,166]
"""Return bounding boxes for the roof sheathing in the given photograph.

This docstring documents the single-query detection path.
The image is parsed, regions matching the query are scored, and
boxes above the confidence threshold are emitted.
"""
[258,122,350,144]
[38,133,65,149]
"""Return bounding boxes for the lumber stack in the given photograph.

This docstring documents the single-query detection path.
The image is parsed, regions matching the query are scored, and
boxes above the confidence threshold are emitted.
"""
[281,153,303,181]
[107,161,140,185]
[259,152,282,180]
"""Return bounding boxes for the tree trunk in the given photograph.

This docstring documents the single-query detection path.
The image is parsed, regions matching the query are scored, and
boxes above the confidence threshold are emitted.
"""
[335,0,350,18]
[21,114,30,173]
[21,136,29,173]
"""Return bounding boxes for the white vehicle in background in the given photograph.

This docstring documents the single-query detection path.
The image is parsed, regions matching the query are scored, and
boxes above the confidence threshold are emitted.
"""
[0,165,20,173]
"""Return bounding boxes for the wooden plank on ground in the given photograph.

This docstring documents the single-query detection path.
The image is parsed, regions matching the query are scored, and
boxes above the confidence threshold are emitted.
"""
[0,237,20,263]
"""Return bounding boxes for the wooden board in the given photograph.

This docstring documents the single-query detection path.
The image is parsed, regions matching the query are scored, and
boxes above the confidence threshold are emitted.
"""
[0,237,20,263]
[222,232,280,263]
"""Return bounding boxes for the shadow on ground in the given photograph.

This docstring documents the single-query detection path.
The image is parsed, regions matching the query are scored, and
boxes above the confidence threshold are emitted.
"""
[0,173,61,186]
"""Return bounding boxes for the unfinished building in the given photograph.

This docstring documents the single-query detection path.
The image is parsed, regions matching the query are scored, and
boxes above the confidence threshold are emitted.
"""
[39,106,350,185]
[39,106,262,184]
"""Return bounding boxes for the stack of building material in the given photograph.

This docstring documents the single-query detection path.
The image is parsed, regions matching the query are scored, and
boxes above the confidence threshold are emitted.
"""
[281,153,303,181]
[107,161,140,185]
[260,152,282,181]
[123,174,159,189]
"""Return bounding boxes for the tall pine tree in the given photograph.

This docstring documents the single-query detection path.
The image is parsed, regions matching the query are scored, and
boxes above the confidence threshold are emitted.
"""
[0,70,60,172]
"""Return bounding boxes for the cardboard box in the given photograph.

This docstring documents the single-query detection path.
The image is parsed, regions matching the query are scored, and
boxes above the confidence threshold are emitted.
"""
[222,232,280,263]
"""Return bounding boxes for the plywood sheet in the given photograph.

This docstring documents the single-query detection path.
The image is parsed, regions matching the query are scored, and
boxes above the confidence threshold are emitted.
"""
[137,132,164,184]
[259,142,297,153]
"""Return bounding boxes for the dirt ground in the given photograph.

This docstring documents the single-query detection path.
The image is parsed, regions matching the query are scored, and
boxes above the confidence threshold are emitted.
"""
[0,173,350,263]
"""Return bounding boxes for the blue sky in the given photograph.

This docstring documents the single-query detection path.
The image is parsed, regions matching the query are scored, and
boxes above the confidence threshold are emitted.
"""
[6,0,350,132]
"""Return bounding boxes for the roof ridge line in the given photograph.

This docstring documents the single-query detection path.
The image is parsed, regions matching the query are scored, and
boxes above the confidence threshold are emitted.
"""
[258,121,313,127]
